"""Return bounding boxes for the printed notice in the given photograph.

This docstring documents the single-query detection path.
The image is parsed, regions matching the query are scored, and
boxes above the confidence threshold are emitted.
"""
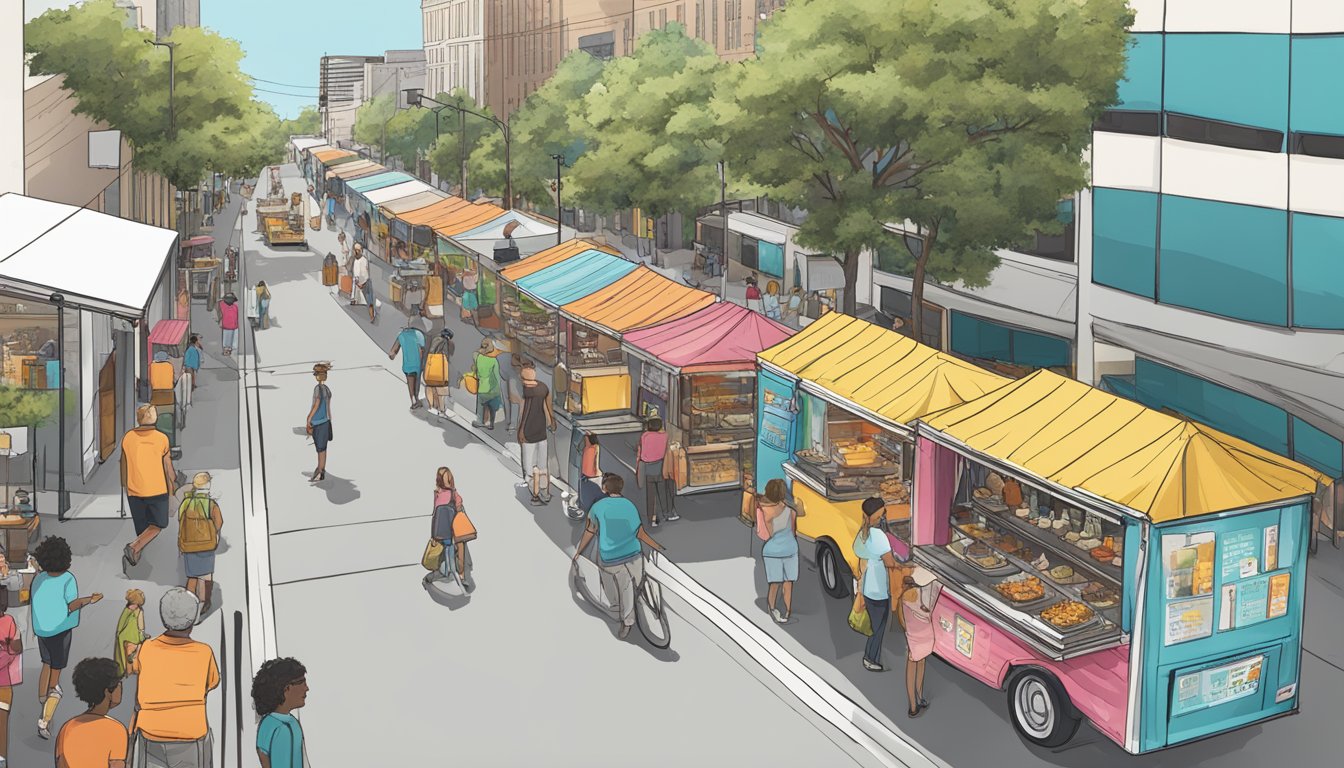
[955,615,975,658]
[1165,596,1214,646]
[1264,525,1279,572]
[1235,575,1271,628]
[1268,572,1291,619]
[1221,529,1260,583]
[1172,655,1264,716]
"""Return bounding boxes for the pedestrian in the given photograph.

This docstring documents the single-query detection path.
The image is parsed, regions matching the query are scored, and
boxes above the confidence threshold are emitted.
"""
[31,536,104,740]
[0,583,20,766]
[573,474,666,639]
[131,588,219,768]
[306,184,321,230]
[337,231,350,274]
[114,589,149,677]
[757,478,798,624]
[470,339,502,430]
[498,346,524,431]
[853,497,898,672]
[425,328,454,418]
[255,281,272,330]
[325,189,337,229]
[305,363,333,483]
[785,287,803,325]
[745,276,763,313]
[121,403,178,569]
[577,432,603,513]
[636,417,675,526]
[763,280,783,321]
[252,658,310,768]
[461,264,479,325]
[178,472,223,618]
[899,566,941,718]
[424,467,476,588]
[53,657,127,768]
[518,360,554,505]
[217,292,239,356]
[269,165,281,197]
[350,245,375,323]
[388,321,428,409]
[183,335,203,401]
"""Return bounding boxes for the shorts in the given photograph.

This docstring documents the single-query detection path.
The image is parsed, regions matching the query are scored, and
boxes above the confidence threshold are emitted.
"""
[312,420,332,452]
[360,281,374,304]
[521,439,548,474]
[128,494,171,535]
[183,550,217,578]
[38,630,73,669]
[763,553,799,583]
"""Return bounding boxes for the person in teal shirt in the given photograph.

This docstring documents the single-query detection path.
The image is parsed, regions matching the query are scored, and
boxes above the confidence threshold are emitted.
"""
[253,657,309,768]
[573,474,665,639]
[853,497,898,672]
[388,324,427,410]
[183,335,202,403]
[31,536,103,739]
[471,338,503,429]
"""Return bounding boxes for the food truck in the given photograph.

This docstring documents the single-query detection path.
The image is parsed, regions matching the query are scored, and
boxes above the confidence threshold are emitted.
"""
[909,370,1330,752]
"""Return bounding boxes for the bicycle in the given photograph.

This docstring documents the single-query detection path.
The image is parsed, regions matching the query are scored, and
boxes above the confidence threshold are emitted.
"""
[571,547,671,649]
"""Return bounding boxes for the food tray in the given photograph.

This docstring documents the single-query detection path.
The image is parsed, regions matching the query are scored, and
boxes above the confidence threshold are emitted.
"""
[1039,567,1089,586]
[946,541,1020,577]
[993,575,1053,610]
[1038,601,1101,634]
[1080,583,1121,609]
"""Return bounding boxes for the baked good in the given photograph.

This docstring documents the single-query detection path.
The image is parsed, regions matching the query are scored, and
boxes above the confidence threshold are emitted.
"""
[1111,557,1122,567]
[997,535,1022,555]
[1032,554,1050,571]
[1002,478,1023,508]
[1081,583,1120,608]
[1041,600,1094,629]
[1048,565,1074,581]
[985,472,1005,496]
[1037,519,1051,529]
[1052,519,1070,533]
[1090,546,1115,562]
[959,524,994,541]
[1015,507,1032,519]
[973,487,993,499]
[966,542,991,558]
[996,576,1046,603]
[1065,532,1081,543]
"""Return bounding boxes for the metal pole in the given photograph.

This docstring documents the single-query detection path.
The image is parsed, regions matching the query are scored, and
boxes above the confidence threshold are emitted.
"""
[459,108,467,196]
[551,154,564,245]
[53,293,68,519]
[168,44,174,140]
[719,161,729,301]
[503,122,513,210]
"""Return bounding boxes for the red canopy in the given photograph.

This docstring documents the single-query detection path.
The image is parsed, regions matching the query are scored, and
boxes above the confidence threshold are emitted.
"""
[622,302,793,374]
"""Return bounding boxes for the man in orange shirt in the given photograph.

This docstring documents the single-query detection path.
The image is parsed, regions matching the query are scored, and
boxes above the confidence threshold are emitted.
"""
[121,404,178,570]
[131,588,219,768]
[55,657,127,768]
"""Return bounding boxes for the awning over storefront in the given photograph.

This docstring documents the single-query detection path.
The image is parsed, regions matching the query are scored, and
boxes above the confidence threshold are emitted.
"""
[432,200,507,238]
[326,160,382,180]
[758,312,1008,431]
[346,172,416,193]
[362,180,438,206]
[0,193,178,316]
[313,148,355,163]
[920,370,1330,523]
[323,154,364,167]
[727,211,789,246]
[389,198,468,226]
[499,239,621,282]
[514,248,639,308]
[380,190,449,215]
[560,267,715,338]
[623,301,794,374]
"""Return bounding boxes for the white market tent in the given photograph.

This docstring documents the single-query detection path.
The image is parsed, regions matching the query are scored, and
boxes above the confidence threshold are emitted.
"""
[361,179,441,206]
[290,136,328,153]
[451,209,578,259]
[0,193,179,317]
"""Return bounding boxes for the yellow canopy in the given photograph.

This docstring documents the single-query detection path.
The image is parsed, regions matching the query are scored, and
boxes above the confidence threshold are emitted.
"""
[758,312,1009,428]
[921,370,1330,522]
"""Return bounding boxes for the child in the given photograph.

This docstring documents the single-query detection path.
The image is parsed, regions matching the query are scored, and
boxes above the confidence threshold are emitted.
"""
[113,589,148,677]
[53,658,127,768]
[183,335,203,405]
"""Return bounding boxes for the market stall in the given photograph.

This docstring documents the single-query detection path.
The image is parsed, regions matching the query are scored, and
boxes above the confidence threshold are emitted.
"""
[623,302,792,494]
[496,240,613,367]
[754,311,1008,597]
[911,369,1330,753]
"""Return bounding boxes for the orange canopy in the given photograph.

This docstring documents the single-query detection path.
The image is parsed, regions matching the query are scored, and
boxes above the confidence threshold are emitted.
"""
[393,198,470,227]
[433,200,508,238]
[561,266,716,336]
[500,239,620,282]
[313,149,355,162]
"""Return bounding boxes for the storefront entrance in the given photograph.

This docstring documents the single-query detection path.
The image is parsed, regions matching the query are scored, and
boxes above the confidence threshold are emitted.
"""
[98,351,116,462]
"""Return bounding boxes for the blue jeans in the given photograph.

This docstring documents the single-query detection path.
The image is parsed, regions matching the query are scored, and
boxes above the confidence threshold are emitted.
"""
[438,539,459,579]
[864,597,890,664]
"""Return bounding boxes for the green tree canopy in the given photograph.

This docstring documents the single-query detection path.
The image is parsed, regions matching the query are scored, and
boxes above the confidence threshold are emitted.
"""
[718,0,1131,321]
[426,90,497,195]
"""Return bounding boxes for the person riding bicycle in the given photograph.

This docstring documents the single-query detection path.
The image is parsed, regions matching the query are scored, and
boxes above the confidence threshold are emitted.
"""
[572,474,664,640]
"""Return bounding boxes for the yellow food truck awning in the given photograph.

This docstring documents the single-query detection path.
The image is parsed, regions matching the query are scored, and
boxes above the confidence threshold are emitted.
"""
[921,369,1331,523]
[560,267,716,337]
[500,239,621,282]
[758,312,1009,428]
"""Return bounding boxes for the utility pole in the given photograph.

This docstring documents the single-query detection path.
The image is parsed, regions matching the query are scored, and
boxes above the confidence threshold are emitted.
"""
[551,153,566,245]
[459,107,467,196]
[718,160,730,301]
[147,40,176,140]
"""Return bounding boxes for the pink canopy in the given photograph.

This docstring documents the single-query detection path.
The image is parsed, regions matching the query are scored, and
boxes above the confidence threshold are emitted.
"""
[622,302,794,374]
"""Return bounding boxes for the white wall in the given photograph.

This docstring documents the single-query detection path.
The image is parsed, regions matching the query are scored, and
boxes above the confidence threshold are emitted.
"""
[0,2,22,193]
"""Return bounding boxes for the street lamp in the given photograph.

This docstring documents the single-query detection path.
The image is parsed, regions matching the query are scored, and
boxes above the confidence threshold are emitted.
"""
[405,89,513,209]
[146,40,176,140]
[49,292,69,520]
[718,161,730,301]
[550,153,566,246]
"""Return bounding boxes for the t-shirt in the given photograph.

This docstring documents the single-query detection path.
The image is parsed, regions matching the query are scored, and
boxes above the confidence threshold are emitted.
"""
[311,384,331,425]
[520,382,550,443]
[183,345,202,370]
[854,528,892,600]
[397,328,426,374]
[32,570,79,637]
[218,301,239,330]
[590,496,642,565]
[135,635,221,741]
[122,427,170,497]
[474,354,501,397]
[580,444,599,478]
[257,712,305,768]
[55,714,128,768]
[0,614,21,686]
[638,431,669,464]
[746,284,762,300]
[352,257,369,285]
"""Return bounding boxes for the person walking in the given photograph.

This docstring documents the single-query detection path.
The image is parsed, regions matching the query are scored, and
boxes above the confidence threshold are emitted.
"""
[305,363,333,482]
[518,360,554,505]
[762,280,783,321]
[498,347,524,431]
[424,467,476,588]
[460,265,479,325]
[121,404,178,569]
[182,335,203,406]
[785,287,804,326]
[853,497,899,672]
[577,432,603,513]
[572,474,665,640]
[217,293,239,356]
[470,339,502,430]
[54,657,127,768]
[425,328,455,419]
[0,584,20,766]
[350,245,375,323]
[131,589,219,768]
[178,473,223,618]
[253,658,310,768]
[254,281,272,330]
[757,478,798,624]
[388,322,428,409]
[306,184,321,230]
[745,277,763,313]
[114,589,149,678]
[899,567,942,718]
[337,231,350,275]
[31,536,103,740]
[636,417,675,526]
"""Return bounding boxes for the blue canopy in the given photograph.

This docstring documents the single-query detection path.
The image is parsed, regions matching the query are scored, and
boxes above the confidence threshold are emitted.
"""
[514,248,638,307]
[346,172,416,193]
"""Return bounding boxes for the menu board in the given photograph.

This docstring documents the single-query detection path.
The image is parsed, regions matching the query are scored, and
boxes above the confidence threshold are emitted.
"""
[955,615,975,658]
[1234,575,1271,628]
[1268,572,1291,619]
[1165,597,1214,646]
[1221,529,1260,583]
[1172,655,1265,716]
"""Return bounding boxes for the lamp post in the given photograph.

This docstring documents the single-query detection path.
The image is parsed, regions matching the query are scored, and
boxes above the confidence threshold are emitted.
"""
[718,161,729,301]
[50,292,69,520]
[406,89,512,209]
[550,153,566,245]
[146,40,176,140]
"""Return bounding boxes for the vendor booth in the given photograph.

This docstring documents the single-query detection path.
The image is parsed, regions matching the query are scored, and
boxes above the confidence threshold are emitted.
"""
[623,302,792,494]
[424,202,510,328]
[754,311,1008,597]
[497,240,620,368]
[911,370,1330,753]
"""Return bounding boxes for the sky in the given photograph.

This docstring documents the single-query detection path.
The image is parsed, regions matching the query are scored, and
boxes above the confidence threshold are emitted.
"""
[25,1,423,119]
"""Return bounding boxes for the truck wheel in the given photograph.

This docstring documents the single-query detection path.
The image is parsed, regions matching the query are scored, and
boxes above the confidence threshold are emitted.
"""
[816,539,851,599]
[1007,669,1081,748]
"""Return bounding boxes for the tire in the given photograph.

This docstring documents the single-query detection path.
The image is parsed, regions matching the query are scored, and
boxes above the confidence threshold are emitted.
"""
[571,560,600,607]
[635,577,672,649]
[1007,669,1081,748]
[816,539,852,599]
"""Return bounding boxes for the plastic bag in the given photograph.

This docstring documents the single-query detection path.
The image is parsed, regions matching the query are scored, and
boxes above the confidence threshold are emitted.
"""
[847,597,873,636]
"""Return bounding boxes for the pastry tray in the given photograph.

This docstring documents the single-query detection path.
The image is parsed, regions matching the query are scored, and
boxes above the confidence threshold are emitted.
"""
[993,582,1055,611]
[1038,603,1103,634]
[946,541,1020,577]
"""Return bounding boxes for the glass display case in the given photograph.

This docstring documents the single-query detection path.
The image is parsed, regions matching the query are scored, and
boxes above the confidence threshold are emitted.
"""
[789,398,911,503]
[500,285,558,368]
[677,372,757,491]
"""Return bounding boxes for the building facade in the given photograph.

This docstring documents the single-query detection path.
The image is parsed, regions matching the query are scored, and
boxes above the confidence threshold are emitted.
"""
[363,50,427,104]
[320,55,384,142]
[1,0,21,193]
[153,0,199,38]
[423,0,485,103]
[482,0,562,117]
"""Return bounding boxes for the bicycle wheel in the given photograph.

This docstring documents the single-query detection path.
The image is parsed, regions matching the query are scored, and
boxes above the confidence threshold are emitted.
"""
[571,559,602,608]
[635,577,671,649]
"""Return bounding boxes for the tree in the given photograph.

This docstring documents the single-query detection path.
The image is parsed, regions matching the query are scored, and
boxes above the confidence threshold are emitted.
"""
[0,386,58,428]
[353,93,400,160]
[427,90,498,197]
[718,0,1131,323]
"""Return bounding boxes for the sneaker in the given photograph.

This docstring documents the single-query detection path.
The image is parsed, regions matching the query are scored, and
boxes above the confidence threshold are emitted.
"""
[771,608,787,624]
[862,659,885,672]
[650,518,660,528]
[37,719,51,740]
[666,513,681,522]
[618,625,632,640]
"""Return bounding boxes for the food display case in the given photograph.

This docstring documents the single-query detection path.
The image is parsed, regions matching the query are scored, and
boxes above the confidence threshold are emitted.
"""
[500,285,558,368]
[559,318,630,416]
[678,372,756,492]
[786,399,911,505]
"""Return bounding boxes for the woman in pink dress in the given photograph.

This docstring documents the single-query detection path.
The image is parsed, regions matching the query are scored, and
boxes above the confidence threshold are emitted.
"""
[899,566,942,718]
[218,293,240,356]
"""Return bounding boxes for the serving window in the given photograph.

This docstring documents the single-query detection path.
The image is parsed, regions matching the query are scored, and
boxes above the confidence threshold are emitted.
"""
[788,393,911,504]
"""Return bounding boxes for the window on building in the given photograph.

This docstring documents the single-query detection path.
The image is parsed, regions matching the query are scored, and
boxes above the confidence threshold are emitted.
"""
[1290,212,1344,330]
[712,0,719,46]
[949,312,1071,372]
[696,1,705,38]
[1159,195,1288,326]
[1117,33,1162,112]
[879,288,943,349]
[1293,417,1344,479]
[1092,188,1157,298]
[1164,34,1289,144]
[1291,36,1344,137]
[740,234,759,271]
[1165,113,1284,153]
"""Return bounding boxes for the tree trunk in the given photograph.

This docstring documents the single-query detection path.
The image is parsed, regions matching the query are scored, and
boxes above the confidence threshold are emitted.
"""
[909,224,939,345]
[841,248,860,315]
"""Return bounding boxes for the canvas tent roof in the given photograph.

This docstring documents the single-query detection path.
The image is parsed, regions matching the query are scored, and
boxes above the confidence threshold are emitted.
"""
[560,267,715,338]
[513,248,638,308]
[623,302,794,374]
[499,239,620,282]
[361,180,439,206]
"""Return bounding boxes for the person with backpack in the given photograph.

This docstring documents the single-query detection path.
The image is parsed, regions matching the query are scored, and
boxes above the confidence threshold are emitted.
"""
[423,467,476,590]
[387,321,428,410]
[424,329,454,418]
[178,472,223,620]
[755,479,798,624]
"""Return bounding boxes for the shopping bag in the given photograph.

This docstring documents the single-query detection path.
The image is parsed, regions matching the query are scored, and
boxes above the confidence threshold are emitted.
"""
[421,538,444,571]
[461,371,479,394]
[452,510,477,543]
[848,597,873,637]
[309,215,321,231]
